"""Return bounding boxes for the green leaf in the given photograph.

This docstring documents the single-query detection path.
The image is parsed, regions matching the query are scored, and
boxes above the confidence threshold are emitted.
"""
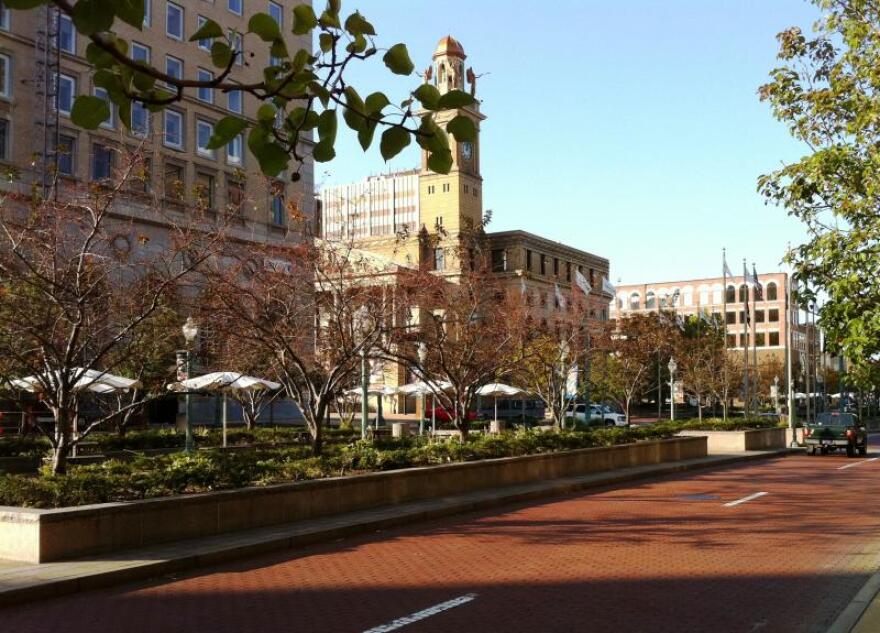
[319,9,341,29]
[115,0,145,29]
[254,142,289,176]
[380,127,411,161]
[292,4,318,34]
[132,70,156,92]
[318,109,338,143]
[427,149,453,174]
[248,13,282,41]
[342,87,365,132]
[70,95,111,130]
[211,42,233,68]
[319,33,334,53]
[313,139,336,163]
[417,115,449,153]
[257,104,277,122]
[270,39,289,61]
[344,11,375,37]
[358,120,377,151]
[383,43,414,76]
[190,18,223,42]
[309,82,331,108]
[207,116,249,150]
[413,84,441,110]
[85,42,117,69]
[365,92,390,115]
[72,0,115,35]
[446,115,476,142]
[437,90,476,109]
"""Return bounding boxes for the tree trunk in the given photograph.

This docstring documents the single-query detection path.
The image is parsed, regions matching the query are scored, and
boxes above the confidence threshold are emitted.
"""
[51,407,73,475]
[310,422,323,455]
[51,438,71,475]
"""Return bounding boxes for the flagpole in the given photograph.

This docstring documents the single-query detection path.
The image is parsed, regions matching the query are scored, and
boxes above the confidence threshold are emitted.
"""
[742,259,750,418]
[752,263,759,416]
[722,248,728,421]
[786,243,797,444]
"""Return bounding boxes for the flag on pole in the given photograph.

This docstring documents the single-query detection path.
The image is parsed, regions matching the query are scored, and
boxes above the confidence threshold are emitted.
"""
[752,264,763,301]
[554,283,567,310]
[574,268,592,295]
[520,274,527,297]
[743,261,751,325]
[723,255,733,279]
[601,276,616,296]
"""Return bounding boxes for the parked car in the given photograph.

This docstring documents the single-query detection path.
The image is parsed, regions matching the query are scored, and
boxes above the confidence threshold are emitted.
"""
[424,406,482,422]
[476,398,546,421]
[803,411,868,457]
[564,403,627,427]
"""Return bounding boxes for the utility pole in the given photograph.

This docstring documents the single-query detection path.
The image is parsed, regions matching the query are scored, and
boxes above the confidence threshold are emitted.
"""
[786,261,797,446]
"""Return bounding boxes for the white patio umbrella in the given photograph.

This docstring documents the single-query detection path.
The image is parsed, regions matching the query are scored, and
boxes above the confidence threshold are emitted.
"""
[167,372,281,447]
[11,367,141,394]
[476,383,526,424]
[397,380,453,435]
[12,368,141,455]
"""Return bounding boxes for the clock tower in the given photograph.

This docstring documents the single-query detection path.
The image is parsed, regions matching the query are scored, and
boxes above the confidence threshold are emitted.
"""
[419,36,486,273]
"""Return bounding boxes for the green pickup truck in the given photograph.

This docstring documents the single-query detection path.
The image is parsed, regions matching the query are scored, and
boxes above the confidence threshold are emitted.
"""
[803,412,868,457]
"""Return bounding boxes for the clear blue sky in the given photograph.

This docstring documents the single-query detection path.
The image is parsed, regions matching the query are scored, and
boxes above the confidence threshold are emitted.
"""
[320,0,822,284]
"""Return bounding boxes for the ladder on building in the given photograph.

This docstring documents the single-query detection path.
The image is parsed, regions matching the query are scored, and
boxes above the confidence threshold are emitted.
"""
[33,4,61,199]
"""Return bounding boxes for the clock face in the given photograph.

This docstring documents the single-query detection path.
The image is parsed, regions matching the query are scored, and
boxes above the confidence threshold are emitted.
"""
[461,141,473,161]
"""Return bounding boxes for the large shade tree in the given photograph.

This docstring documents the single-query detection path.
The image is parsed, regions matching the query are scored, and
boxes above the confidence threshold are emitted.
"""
[759,0,880,382]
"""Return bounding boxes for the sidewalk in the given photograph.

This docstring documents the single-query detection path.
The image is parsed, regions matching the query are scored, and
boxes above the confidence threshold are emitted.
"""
[0,449,794,608]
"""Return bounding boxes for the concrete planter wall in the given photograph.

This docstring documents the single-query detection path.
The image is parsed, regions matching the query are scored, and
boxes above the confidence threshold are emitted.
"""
[678,427,786,453]
[0,436,706,564]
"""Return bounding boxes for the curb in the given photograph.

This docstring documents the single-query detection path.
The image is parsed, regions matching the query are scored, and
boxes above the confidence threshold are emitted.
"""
[0,448,794,608]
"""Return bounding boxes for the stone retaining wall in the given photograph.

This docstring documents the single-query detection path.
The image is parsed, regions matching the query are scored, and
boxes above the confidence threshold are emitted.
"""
[0,436,706,564]
[678,428,786,453]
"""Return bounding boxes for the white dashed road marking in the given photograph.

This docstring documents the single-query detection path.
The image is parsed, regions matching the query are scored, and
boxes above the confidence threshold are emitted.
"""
[724,492,768,507]
[838,457,879,470]
[361,594,478,633]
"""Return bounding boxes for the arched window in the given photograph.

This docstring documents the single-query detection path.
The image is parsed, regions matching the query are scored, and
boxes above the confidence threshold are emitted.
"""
[646,291,656,309]
[629,292,640,310]
[738,284,748,303]
[682,287,693,306]
[659,292,669,308]
[699,286,709,305]
[726,285,736,303]
[617,296,624,310]
[766,282,778,301]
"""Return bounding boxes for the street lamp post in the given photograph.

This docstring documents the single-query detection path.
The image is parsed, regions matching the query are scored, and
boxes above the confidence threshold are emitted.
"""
[181,317,199,453]
[668,357,678,422]
[773,375,780,416]
[360,348,368,440]
[417,342,428,436]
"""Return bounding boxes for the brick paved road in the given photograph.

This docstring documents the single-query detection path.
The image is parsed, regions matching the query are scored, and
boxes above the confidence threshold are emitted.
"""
[4,452,880,633]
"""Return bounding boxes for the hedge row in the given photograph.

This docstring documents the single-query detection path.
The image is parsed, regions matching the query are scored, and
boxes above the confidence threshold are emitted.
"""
[0,425,680,508]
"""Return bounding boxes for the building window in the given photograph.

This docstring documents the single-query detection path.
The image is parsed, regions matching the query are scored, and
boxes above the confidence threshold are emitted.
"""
[227,133,243,165]
[434,247,445,271]
[131,101,150,137]
[490,249,507,272]
[755,310,765,323]
[195,172,215,210]
[270,182,285,225]
[228,0,243,15]
[756,332,766,347]
[196,119,215,158]
[769,308,779,323]
[766,282,778,301]
[227,89,242,114]
[91,143,115,180]
[463,184,469,194]
[769,331,780,346]
[56,134,75,176]
[0,53,10,99]
[226,174,244,213]
[0,3,9,30]
[726,311,736,324]
[56,73,75,115]
[540,254,546,276]
[738,284,748,303]
[163,162,185,202]
[143,0,151,27]
[566,262,572,282]
[553,258,559,276]
[196,15,211,50]
[93,87,115,129]
[526,249,532,271]
[228,30,243,65]
[629,293,640,310]
[166,1,184,40]
[726,285,736,303]
[740,333,748,347]
[197,69,213,103]
[0,118,8,160]
[57,14,75,53]
[268,1,283,24]
[132,157,151,193]
[132,42,151,63]
[473,187,478,197]
[163,110,184,149]
[646,292,656,309]
[442,182,450,193]
[165,55,183,88]
[727,334,737,347]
